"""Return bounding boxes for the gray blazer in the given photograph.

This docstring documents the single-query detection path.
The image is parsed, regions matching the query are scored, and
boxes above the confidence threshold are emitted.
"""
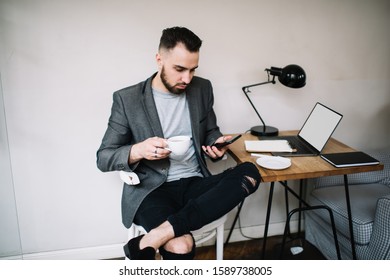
[96,73,223,228]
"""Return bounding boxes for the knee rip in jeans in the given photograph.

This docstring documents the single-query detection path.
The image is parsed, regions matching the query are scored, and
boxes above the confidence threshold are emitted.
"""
[241,175,259,194]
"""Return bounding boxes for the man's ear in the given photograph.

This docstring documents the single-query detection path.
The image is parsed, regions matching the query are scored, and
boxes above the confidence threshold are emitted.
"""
[156,53,163,69]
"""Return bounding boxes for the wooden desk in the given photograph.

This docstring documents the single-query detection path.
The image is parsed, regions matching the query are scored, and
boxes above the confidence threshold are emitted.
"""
[227,131,384,259]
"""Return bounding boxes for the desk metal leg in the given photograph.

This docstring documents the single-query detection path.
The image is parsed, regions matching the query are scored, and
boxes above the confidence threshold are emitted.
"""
[280,205,341,260]
[284,185,291,237]
[283,180,304,238]
[298,180,303,236]
[278,180,342,259]
[344,174,357,259]
[261,182,275,259]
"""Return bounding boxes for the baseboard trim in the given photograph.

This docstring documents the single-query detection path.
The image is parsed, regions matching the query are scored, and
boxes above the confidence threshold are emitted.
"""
[8,221,299,260]
[0,255,23,260]
[224,220,299,244]
[21,244,124,260]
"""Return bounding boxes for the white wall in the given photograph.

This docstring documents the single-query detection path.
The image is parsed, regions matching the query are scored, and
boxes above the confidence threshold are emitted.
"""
[0,0,389,259]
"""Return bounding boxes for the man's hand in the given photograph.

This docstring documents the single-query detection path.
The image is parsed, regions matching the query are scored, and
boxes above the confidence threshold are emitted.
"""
[129,137,171,164]
[201,135,232,159]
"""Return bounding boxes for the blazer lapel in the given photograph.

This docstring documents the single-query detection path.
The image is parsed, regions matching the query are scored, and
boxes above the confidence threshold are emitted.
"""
[142,76,164,138]
[186,86,201,149]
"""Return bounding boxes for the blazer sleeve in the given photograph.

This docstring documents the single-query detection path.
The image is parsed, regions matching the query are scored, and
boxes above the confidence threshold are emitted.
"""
[96,92,135,172]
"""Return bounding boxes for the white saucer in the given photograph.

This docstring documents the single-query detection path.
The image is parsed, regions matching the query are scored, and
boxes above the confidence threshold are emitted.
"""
[256,156,291,170]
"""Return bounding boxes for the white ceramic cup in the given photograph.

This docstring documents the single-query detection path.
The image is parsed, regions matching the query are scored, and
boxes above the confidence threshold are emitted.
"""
[166,136,191,156]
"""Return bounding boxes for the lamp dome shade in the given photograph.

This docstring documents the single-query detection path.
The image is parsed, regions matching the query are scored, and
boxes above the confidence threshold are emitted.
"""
[278,64,306,88]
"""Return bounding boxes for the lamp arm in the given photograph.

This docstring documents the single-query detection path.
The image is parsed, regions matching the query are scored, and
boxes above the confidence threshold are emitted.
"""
[242,80,275,128]
[242,80,275,89]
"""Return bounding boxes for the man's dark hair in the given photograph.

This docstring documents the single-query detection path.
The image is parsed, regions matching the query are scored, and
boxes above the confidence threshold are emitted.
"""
[159,26,202,52]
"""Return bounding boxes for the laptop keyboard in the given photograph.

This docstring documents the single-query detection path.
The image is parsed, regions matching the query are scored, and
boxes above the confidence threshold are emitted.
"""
[283,136,308,151]
[265,135,316,155]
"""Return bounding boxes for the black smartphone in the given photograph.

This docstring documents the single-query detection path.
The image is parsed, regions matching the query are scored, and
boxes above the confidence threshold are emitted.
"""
[212,134,242,149]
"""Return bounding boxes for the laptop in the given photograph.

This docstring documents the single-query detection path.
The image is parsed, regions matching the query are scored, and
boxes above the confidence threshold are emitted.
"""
[269,102,343,156]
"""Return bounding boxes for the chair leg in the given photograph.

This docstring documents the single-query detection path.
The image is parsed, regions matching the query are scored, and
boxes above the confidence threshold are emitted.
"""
[128,224,137,240]
[216,223,224,260]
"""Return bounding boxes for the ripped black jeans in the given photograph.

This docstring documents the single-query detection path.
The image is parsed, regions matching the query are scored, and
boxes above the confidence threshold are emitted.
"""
[134,162,260,237]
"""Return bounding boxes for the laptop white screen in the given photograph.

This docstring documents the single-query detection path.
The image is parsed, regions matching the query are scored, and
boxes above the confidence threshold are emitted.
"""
[298,103,343,152]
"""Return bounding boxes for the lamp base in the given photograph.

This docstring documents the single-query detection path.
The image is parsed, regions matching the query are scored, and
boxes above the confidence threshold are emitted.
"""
[250,125,279,137]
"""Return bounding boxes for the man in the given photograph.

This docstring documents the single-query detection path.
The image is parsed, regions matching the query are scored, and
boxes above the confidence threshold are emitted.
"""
[97,27,260,260]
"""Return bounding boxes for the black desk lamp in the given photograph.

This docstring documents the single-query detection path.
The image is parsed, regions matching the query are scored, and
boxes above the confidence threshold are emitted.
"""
[242,64,306,136]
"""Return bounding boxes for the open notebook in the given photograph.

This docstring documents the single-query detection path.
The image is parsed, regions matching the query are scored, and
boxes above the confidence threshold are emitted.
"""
[245,139,294,152]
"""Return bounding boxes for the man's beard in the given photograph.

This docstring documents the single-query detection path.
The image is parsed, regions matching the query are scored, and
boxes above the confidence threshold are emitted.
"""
[160,67,187,95]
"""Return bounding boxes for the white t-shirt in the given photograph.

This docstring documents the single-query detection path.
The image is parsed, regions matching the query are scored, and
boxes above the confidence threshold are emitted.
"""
[152,89,202,182]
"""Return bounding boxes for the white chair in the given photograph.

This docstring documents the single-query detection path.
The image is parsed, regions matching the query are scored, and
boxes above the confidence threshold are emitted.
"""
[128,214,227,260]
[120,171,227,260]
